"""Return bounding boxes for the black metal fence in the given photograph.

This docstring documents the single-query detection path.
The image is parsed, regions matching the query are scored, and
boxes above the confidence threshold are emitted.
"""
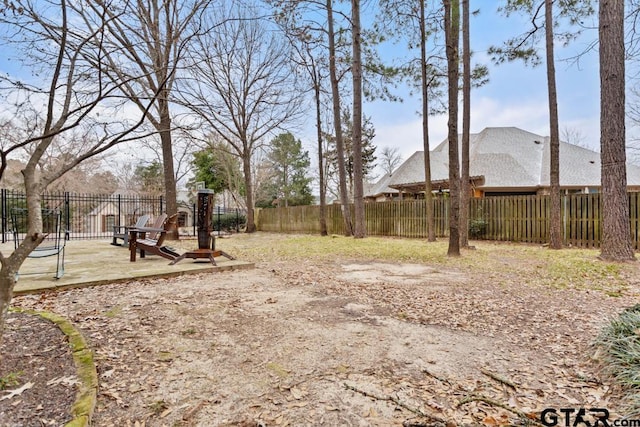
[0,190,245,242]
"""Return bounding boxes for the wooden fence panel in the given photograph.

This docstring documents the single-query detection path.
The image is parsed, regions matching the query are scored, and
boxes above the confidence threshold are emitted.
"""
[631,194,637,247]
[256,193,640,249]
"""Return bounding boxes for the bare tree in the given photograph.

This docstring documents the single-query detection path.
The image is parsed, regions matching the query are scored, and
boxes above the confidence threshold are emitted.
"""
[277,12,331,235]
[139,129,198,188]
[444,0,461,256]
[599,0,635,261]
[460,0,471,248]
[420,0,437,242]
[311,53,329,235]
[0,0,157,344]
[546,0,562,250]
[0,121,118,193]
[379,146,403,175]
[561,126,587,147]
[377,0,449,242]
[79,0,211,238]
[179,6,303,233]
[327,0,354,236]
[489,1,594,250]
[351,0,366,238]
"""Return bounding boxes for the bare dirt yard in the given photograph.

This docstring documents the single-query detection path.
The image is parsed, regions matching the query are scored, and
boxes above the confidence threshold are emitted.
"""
[4,233,640,426]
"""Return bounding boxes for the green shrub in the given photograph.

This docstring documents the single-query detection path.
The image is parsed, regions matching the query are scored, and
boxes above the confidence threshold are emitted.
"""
[469,217,487,238]
[212,213,246,232]
[595,304,640,416]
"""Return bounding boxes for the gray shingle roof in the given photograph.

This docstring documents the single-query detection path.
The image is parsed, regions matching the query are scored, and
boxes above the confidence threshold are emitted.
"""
[364,172,397,197]
[375,126,640,194]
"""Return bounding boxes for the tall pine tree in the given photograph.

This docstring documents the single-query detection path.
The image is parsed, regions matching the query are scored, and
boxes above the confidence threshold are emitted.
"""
[266,132,314,207]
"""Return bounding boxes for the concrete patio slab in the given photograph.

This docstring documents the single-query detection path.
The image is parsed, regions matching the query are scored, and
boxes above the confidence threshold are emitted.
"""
[1,239,254,295]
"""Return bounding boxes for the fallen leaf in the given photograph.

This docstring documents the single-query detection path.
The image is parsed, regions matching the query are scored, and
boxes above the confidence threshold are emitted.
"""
[101,369,115,378]
[47,376,80,387]
[482,416,498,426]
[129,384,145,393]
[102,390,122,403]
[0,382,34,401]
[288,401,308,408]
[427,399,445,411]
[290,386,305,400]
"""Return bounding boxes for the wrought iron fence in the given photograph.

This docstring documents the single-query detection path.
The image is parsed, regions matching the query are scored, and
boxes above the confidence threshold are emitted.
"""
[0,190,246,242]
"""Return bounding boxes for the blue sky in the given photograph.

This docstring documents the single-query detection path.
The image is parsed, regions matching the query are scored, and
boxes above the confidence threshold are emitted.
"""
[362,3,603,164]
[0,2,611,178]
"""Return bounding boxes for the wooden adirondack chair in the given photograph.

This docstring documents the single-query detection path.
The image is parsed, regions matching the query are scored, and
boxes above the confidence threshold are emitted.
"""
[145,213,168,241]
[128,214,180,262]
[111,214,150,246]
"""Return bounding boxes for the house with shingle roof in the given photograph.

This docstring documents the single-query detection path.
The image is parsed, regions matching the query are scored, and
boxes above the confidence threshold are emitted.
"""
[365,126,640,200]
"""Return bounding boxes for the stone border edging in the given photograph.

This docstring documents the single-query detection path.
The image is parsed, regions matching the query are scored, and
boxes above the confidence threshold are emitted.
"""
[11,308,98,427]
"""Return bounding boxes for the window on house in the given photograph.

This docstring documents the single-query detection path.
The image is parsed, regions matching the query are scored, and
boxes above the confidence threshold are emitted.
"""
[178,211,188,227]
[103,214,116,233]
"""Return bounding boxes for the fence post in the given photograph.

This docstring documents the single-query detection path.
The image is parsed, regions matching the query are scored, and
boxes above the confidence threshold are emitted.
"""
[1,189,6,243]
[217,206,221,236]
[236,208,240,233]
[117,194,122,227]
[64,192,70,240]
[192,203,196,237]
[160,196,164,215]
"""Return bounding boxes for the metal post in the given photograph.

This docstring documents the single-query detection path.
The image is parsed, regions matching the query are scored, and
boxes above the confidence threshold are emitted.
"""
[192,202,196,237]
[1,189,6,243]
[217,206,222,237]
[64,192,70,240]
[236,208,239,233]
[117,194,122,227]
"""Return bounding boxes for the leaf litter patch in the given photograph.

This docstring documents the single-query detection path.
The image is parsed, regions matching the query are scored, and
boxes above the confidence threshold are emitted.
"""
[339,262,467,286]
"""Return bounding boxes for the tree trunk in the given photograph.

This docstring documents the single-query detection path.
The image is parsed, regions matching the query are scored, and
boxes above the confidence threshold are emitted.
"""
[0,172,47,346]
[444,0,460,257]
[599,0,635,261]
[315,79,328,236]
[327,0,353,236]
[351,0,366,239]
[242,151,256,233]
[158,96,179,240]
[0,270,15,349]
[0,247,33,349]
[420,0,435,242]
[460,0,470,248]
[546,0,562,250]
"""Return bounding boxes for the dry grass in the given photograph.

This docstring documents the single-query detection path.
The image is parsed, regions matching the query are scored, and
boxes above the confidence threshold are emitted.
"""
[219,232,632,295]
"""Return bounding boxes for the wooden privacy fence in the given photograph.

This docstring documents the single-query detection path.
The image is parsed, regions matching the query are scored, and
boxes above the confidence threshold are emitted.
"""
[256,192,640,249]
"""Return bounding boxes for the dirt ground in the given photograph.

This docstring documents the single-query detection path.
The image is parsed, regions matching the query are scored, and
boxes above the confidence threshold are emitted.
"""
[3,234,640,426]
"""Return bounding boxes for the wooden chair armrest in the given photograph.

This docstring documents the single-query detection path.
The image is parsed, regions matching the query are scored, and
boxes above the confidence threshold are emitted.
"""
[131,226,165,233]
[114,225,140,232]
